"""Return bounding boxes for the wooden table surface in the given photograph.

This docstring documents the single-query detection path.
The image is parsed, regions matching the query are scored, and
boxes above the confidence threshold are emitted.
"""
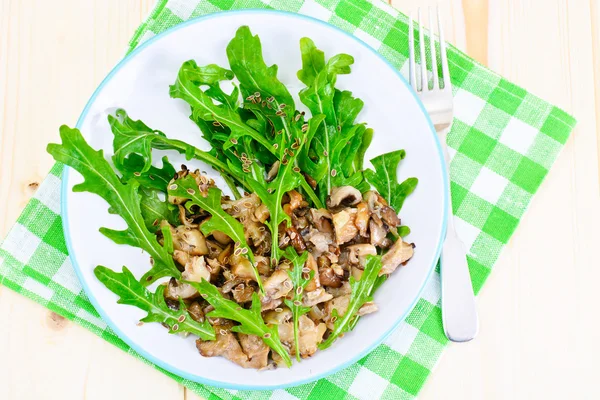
[1,1,599,399]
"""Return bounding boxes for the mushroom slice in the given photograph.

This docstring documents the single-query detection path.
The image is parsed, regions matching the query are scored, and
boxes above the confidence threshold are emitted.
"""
[286,190,307,212]
[164,277,198,300]
[302,287,333,307]
[212,231,232,245]
[303,228,333,256]
[286,226,307,253]
[309,208,333,233]
[238,333,270,369]
[266,161,280,182]
[358,302,378,316]
[325,281,351,297]
[332,208,359,245]
[182,256,211,282]
[254,203,270,223]
[319,267,342,288]
[263,269,293,300]
[327,186,362,209]
[369,219,388,247]
[174,226,209,256]
[304,253,320,292]
[260,269,293,311]
[347,244,377,265]
[324,294,351,323]
[380,239,415,275]
[380,206,401,227]
[278,316,327,358]
[230,253,257,281]
[263,307,293,325]
[196,327,250,368]
[232,283,255,303]
[355,202,370,236]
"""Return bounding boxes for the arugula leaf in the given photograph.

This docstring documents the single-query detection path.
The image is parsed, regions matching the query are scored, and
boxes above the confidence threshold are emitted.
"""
[167,176,264,293]
[94,266,215,340]
[319,255,383,350]
[120,154,176,192]
[187,279,292,367]
[109,109,235,178]
[121,154,179,232]
[363,150,418,213]
[354,127,373,172]
[282,248,312,361]
[397,226,411,237]
[47,126,180,285]
[139,188,179,232]
[226,26,299,150]
[297,38,368,201]
[170,60,276,154]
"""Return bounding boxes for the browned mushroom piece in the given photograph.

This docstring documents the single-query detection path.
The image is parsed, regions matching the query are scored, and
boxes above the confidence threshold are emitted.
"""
[303,253,320,292]
[266,160,280,182]
[358,302,378,316]
[380,239,415,275]
[205,240,224,258]
[303,228,333,256]
[332,208,359,245]
[325,281,351,297]
[319,267,342,288]
[261,269,293,302]
[263,307,293,324]
[254,203,270,223]
[355,202,370,236]
[286,226,307,253]
[287,190,308,212]
[172,225,209,256]
[308,208,333,233]
[346,244,377,265]
[232,283,255,303]
[178,205,198,228]
[369,219,388,247]
[238,333,270,369]
[197,327,251,368]
[230,253,257,281]
[278,315,327,358]
[187,301,205,323]
[164,277,198,301]
[206,258,222,280]
[212,230,232,245]
[182,255,211,283]
[380,206,401,227]
[327,186,362,209]
[302,287,333,307]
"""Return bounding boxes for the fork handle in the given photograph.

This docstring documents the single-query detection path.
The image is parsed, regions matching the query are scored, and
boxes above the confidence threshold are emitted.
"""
[438,127,479,342]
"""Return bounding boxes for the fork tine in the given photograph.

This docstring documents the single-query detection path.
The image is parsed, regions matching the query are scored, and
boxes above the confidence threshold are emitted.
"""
[408,14,417,90]
[429,8,439,90]
[418,9,428,91]
[438,7,451,88]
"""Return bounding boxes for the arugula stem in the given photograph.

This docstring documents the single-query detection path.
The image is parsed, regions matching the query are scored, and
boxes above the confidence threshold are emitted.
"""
[300,176,324,209]
[222,174,242,199]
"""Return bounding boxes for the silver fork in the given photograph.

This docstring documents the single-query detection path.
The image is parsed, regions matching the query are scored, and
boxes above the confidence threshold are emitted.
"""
[409,8,478,342]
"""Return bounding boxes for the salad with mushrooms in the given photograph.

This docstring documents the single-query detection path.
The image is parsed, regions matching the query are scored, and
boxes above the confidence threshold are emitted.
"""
[48,26,418,369]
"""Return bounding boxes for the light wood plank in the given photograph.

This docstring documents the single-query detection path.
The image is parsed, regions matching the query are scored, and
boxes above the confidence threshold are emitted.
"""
[0,1,184,400]
[1,1,599,399]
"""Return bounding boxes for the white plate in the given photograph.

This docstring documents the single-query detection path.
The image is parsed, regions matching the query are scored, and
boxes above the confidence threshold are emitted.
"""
[62,10,447,390]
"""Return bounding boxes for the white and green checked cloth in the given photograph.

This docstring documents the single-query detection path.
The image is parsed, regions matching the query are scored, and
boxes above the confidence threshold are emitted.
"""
[0,0,576,399]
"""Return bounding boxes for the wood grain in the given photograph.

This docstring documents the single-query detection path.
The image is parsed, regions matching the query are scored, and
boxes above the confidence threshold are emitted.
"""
[1,1,599,399]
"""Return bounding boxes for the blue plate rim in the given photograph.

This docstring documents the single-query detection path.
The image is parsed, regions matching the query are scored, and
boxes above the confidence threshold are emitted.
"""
[61,8,448,391]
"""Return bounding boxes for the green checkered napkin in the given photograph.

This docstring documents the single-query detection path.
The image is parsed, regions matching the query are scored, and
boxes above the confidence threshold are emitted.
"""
[0,0,576,399]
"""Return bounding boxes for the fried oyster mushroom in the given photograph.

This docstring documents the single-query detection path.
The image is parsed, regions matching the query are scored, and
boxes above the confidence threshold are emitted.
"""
[158,168,415,370]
